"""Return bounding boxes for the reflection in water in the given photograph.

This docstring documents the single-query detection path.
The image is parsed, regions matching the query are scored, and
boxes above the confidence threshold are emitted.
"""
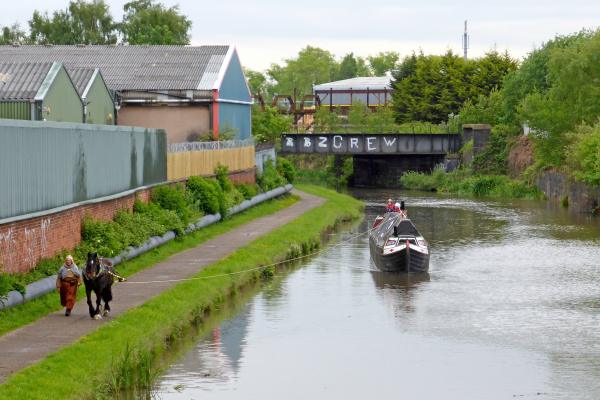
[370,271,430,314]
[153,189,600,400]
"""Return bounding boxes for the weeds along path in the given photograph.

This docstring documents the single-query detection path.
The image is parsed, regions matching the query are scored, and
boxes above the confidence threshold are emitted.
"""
[0,190,324,383]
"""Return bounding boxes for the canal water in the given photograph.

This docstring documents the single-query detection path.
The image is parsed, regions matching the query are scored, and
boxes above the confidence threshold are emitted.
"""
[152,190,600,400]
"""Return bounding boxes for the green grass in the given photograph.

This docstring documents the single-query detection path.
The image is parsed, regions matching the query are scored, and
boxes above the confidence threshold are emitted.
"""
[0,185,363,400]
[0,195,299,337]
[400,167,543,200]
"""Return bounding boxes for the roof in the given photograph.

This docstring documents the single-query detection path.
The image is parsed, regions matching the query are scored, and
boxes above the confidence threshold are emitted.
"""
[0,62,54,100]
[0,45,233,97]
[67,67,96,96]
[314,76,392,92]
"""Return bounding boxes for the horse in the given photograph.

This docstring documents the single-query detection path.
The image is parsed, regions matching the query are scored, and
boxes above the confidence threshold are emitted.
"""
[83,252,120,319]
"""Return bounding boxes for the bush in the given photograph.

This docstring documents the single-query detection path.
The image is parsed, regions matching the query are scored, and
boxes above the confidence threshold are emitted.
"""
[400,167,541,199]
[277,157,296,183]
[152,184,190,224]
[257,160,285,191]
[133,200,184,234]
[236,183,259,200]
[0,273,12,299]
[224,187,246,210]
[81,217,126,257]
[214,164,234,192]
[567,122,600,185]
[186,176,225,216]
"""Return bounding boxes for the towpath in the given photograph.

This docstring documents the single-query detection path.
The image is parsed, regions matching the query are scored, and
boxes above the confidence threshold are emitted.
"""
[0,189,324,383]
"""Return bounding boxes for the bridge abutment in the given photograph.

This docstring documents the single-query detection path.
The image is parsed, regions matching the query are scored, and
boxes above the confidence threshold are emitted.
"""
[352,154,446,187]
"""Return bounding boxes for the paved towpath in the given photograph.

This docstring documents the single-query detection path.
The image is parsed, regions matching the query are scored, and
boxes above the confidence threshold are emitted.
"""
[0,189,324,383]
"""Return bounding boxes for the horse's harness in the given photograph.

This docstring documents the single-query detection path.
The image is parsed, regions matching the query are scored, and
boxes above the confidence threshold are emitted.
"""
[85,258,126,282]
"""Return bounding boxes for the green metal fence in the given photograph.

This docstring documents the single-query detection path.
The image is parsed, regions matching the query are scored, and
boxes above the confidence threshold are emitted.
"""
[0,119,167,221]
[0,101,30,121]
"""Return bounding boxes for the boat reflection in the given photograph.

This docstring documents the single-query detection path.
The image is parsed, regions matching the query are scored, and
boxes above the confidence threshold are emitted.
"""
[370,271,430,315]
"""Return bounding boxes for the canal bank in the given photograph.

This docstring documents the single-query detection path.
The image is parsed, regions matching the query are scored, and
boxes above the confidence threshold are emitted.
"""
[0,186,363,399]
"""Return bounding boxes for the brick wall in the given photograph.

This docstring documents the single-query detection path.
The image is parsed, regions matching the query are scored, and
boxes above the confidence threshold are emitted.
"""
[228,168,256,185]
[0,169,255,274]
[0,189,151,274]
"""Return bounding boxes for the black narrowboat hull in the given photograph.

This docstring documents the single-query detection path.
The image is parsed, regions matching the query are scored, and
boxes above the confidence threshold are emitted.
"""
[369,238,429,273]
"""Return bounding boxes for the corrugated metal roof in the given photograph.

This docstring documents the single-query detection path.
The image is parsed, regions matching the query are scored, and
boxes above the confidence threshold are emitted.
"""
[0,62,54,100]
[314,76,392,91]
[67,67,96,96]
[0,45,230,95]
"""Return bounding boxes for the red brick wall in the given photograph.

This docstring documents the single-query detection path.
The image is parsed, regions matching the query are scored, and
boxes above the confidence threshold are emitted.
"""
[228,168,256,185]
[0,169,255,274]
[0,189,151,274]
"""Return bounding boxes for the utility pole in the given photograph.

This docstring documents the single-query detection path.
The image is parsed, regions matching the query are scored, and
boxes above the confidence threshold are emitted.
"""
[462,20,469,61]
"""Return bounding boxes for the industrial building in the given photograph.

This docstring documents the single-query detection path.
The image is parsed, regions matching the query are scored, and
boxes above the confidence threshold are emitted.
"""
[67,67,115,125]
[0,62,84,123]
[313,76,393,110]
[0,45,253,142]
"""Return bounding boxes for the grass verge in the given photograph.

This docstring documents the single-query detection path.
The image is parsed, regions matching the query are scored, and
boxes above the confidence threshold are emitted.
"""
[400,167,543,199]
[0,185,363,400]
[0,194,299,337]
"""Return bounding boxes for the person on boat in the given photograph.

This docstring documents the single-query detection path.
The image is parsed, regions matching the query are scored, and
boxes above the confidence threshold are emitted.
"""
[56,255,83,316]
[397,201,408,218]
[385,199,395,213]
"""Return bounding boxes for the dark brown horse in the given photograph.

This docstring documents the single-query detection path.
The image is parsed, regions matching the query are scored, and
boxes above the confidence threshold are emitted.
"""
[83,252,117,319]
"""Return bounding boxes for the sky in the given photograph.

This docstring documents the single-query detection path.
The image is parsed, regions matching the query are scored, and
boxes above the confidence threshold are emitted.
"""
[1,0,599,72]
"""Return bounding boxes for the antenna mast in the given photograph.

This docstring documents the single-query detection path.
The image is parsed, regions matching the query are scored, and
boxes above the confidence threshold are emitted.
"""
[462,20,469,61]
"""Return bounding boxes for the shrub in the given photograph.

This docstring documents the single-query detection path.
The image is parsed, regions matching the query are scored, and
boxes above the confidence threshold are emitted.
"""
[0,273,12,299]
[134,200,184,234]
[152,185,190,223]
[81,217,126,257]
[214,164,234,192]
[236,183,259,200]
[186,176,225,216]
[567,122,600,186]
[257,160,285,191]
[276,158,296,183]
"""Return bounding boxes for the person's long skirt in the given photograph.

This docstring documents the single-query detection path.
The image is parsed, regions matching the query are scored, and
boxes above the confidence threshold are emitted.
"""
[59,278,78,310]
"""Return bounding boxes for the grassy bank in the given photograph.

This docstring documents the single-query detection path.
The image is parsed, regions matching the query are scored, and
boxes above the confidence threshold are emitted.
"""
[0,185,363,400]
[0,194,298,337]
[400,167,543,199]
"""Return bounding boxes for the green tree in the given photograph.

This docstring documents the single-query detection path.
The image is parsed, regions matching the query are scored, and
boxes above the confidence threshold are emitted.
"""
[29,0,117,45]
[367,51,399,75]
[120,0,191,44]
[251,106,292,143]
[267,46,338,97]
[518,30,599,167]
[245,68,271,97]
[336,53,371,80]
[0,24,28,45]
[393,50,516,124]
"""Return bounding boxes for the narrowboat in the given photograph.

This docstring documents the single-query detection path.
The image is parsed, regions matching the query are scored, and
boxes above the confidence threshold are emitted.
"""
[369,212,429,273]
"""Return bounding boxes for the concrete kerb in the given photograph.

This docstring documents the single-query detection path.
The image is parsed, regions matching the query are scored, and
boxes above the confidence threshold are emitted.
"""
[0,184,294,310]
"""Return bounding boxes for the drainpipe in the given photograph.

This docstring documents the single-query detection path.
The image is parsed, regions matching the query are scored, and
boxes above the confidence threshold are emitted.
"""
[83,99,88,123]
[212,89,220,140]
[30,100,36,121]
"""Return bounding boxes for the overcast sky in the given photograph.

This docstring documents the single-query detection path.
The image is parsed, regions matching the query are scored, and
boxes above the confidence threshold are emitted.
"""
[1,0,599,71]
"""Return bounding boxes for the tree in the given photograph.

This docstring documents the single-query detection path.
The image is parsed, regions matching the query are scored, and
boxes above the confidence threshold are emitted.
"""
[336,53,371,80]
[0,24,28,45]
[251,106,292,143]
[120,0,191,45]
[392,50,516,124]
[267,46,338,97]
[244,68,270,97]
[29,0,117,45]
[368,51,399,75]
